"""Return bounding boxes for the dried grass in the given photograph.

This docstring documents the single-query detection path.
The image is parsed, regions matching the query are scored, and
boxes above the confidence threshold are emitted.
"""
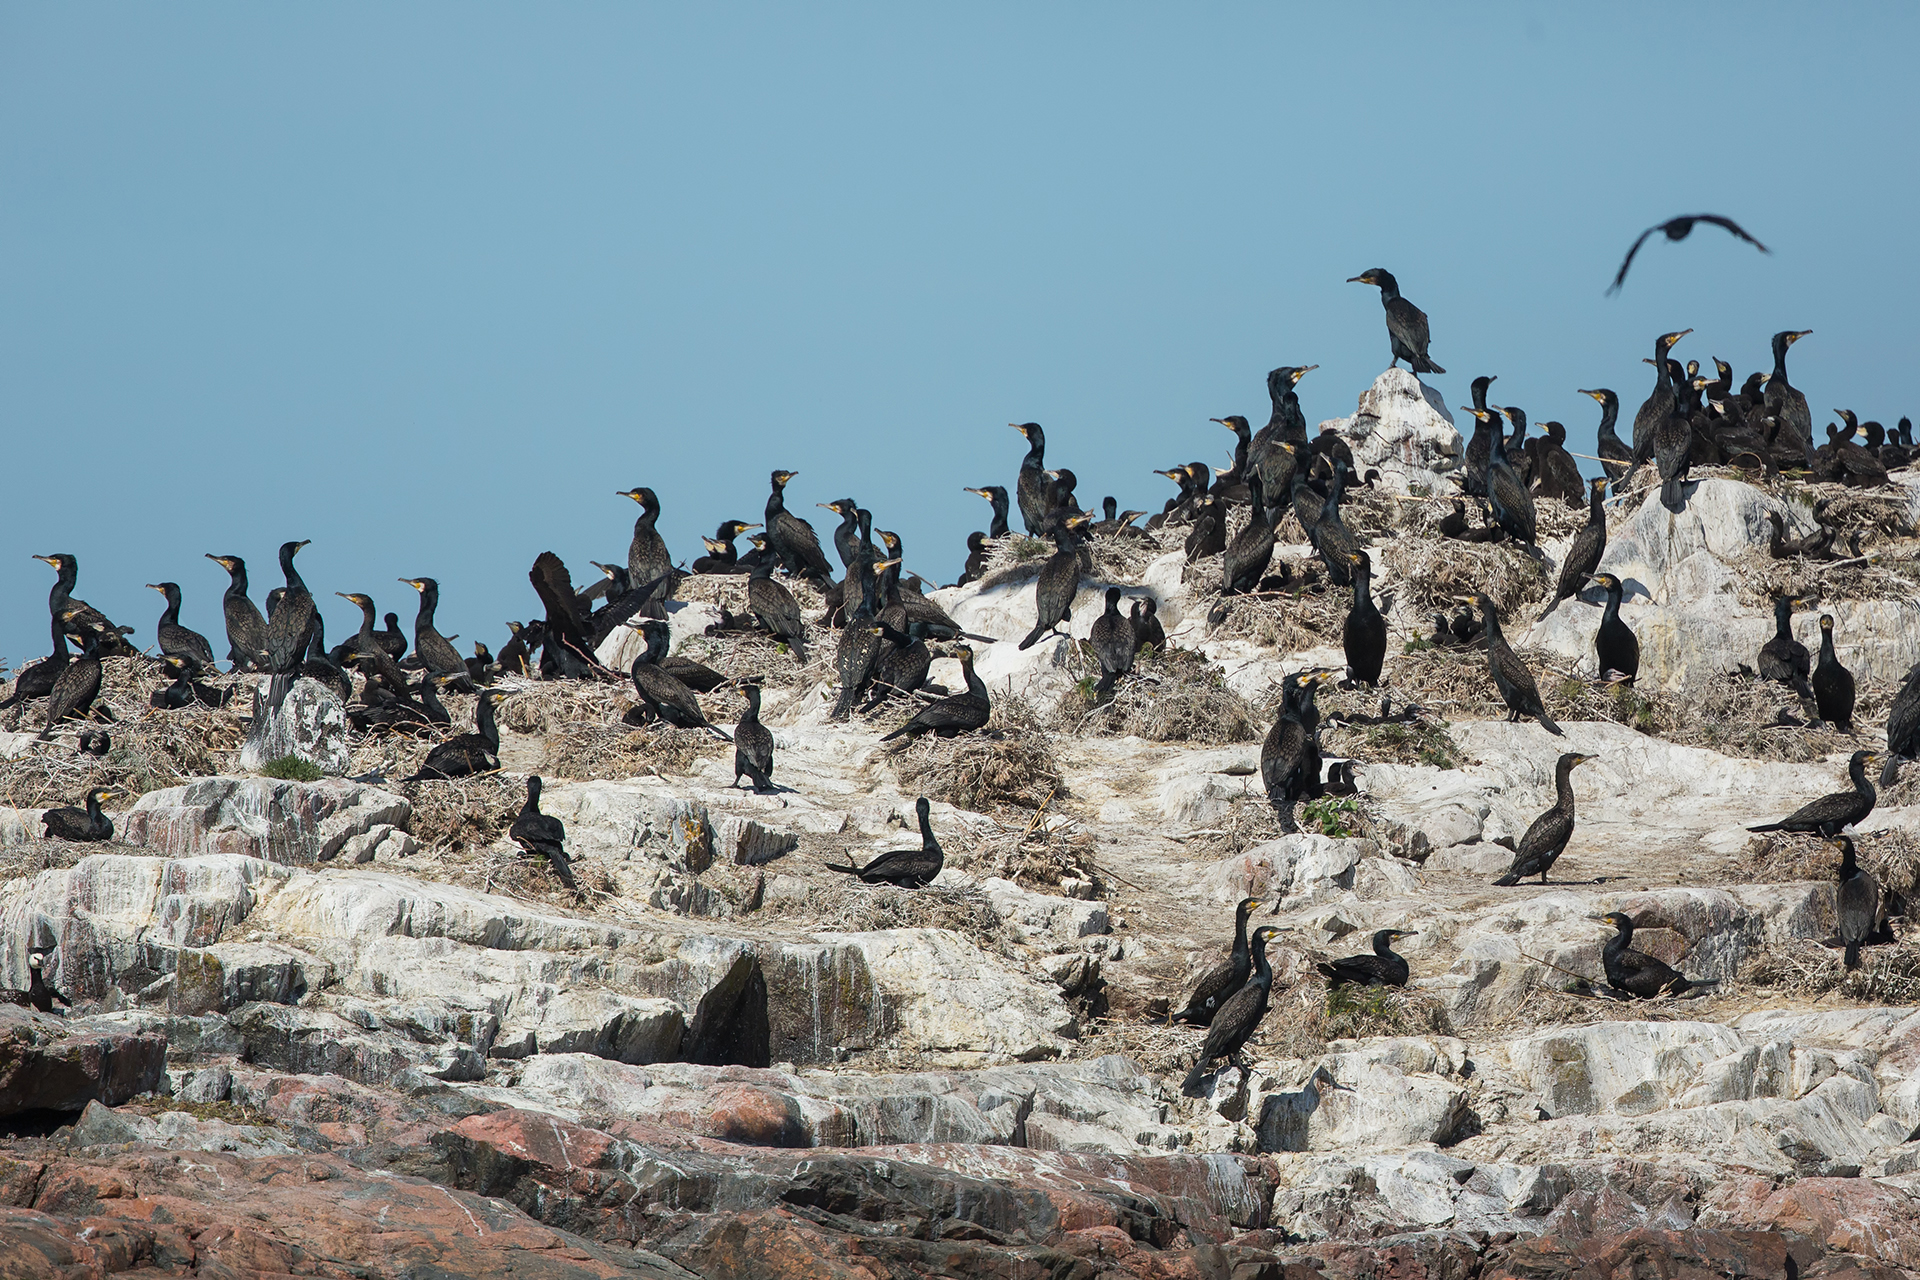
[783,882,1013,955]
[1741,829,1920,905]
[1742,933,1920,1005]
[399,773,524,854]
[1069,646,1258,744]
[481,676,728,778]
[1377,536,1549,620]
[974,534,1060,591]
[1728,548,1920,607]
[1205,568,1349,653]
[889,694,1063,814]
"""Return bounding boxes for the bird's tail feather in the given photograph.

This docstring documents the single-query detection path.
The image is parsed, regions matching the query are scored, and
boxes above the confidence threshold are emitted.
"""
[1494,872,1521,887]
[267,674,293,711]
[1661,478,1685,512]
[1180,1063,1211,1098]
[823,862,862,876]
[1537,710,1565,736]
[1844,942,1862,970]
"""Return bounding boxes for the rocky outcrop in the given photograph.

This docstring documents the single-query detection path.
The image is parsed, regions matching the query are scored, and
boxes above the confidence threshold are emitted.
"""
[122,776,410,866]
[0,1008,166,1116]
[237,676,350,775]
[1323,367,1463,493]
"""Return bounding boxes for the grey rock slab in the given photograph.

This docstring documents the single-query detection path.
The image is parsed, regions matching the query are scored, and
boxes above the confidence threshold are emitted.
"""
[237,676,350,775]
[0,1006,167,1116]
[123,776,411,867]
[1321,366,1464,495]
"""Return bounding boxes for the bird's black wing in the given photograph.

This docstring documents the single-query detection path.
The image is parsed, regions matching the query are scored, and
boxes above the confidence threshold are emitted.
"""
[1607,224,1663,295]
[1691,214,1770,253]
[530,553,587,643]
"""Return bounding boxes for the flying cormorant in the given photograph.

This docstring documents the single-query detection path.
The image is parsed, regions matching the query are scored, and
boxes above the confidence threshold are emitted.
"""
[1608,214,1769,293]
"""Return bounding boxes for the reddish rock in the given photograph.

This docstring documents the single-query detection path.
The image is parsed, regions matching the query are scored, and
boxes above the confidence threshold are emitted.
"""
[0,1009,165,1118]
[1486,1227,1815,1280]
[1704,1176,1920,1269]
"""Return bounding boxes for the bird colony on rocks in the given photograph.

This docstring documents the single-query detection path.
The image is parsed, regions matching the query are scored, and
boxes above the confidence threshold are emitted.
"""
[5,262,1920,1276]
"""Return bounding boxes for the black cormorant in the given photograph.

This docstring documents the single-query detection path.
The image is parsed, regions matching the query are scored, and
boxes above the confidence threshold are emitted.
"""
[1469,594,1563,735]
[1588,573,1640,685]
[864,619,933,712]
[1757,596,1812,694]
[1317,928,1415,988]
[1487,425,1537,545]
[825,796,944,886]
[1628,329,1691,467]
[1089,588,1134,696]
[262,541,317,709]
[1608,214,1769,293]
[1131,597,1166,654]
[25,953,70,1014]
[1764,331,1814,464]
[204,554,268,672]
[1495,752,1596,885]
[818,498,863,571]
[510,776,576,890]
[400,578,474,691]
[0,618,70,710]
[1832,836,1881,970]
[1018,512,1093,650]
[1347,269,1444,374]
[1885,663,1920,785]
[39,626,104,740]
[1811,614,1855,733]
[691,520,761,575]
[879,645,989,741]
[42,786,118,842]
[1013,423,1053,535]
[335,593,410,696]
[1182,926,1284,1096]
[627,620,730,740]
[1171,896,1264,1027]
[764,470,835,585]
[956,532,990,587]
[747,558,809,662]
[146,582,216,670]
[965,485,1011,540]
[32,554,133,656]
[1342,552,1386,688]
[616,487,676,607]
[405,689,507,781]
[1539,478,1610,620]
[1580,389,1631,484]
[1748,750,1879,838]
[1591,912,1704,997]
[1262,670,1335,833]
[732,680,775,792]
[1219,472,1275,597]
[377,612,409,662]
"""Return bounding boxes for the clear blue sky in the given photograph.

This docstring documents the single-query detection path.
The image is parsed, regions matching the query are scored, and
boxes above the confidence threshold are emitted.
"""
[4,5,1915,666]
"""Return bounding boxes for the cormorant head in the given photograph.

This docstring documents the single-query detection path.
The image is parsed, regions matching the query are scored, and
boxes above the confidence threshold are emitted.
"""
[1774,329,1812,351]
[334,591,372,608]
[280,540,311,560]
[1564,752,1597,769]
[88,786,121,805]
[818,499,856,515]
[1820,613,1835,632]
[1104,587,1123,609]
[721,520,760,539]
[1588,911,1633,931]
[28,952,44,971]
[1346,269,1395,292]
[771,469,798,489]
[617,487,660,509]
[951,643,975,663]
[1658,329,1692,352]
[1012,422,1043,442]
[1065,511,1095,529]
[1237,896,1263,915]
[1503,407,1527,432]
[915,796,932,820]
[400,578,436,594]
[1586,572,1621,591]
[33,553,75,573]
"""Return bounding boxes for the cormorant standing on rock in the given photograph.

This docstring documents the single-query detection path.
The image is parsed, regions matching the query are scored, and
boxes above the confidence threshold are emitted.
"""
[1262,670,1334,832]
[1318,928,1415,988]
[1653,344,1697,511]
[747,558,809,662]
[510,776,576,891]
[26,953,69,1013]
[262,541,317,709]
[1811,614,1855,733]
[1582,390,1631,484]
[1833,837,1881,970]
[1182,926,1284,1096]
[1591,912,1705,997]
[1018,513,1093,650]
[1765,331,1814,464]
[879,645,989,742]
[1013,424,1053,536]
[1758,597,1813,698]
[1171,897,1264,1028]
[1748,750,1879,838]
[1347,269,1444,374]
[41,786,118,842]
[764,471,835,585]
[1495,753,1595,885]
[1588,574,1640,685]
[627,620,730,740]
[825,797,943,887]
[1468,595,1563,735]
[966,485,1011,540]
[1342,552,1385,688]
[1089,588,1135,696]
[732,680,775,792]
[1539,478,1609,620]
[405,690,507,781]
[146,583,216,670]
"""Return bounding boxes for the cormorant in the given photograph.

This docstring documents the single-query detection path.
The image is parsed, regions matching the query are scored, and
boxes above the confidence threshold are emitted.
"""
[1653,350,1696,511]
[1461,407,1502,505]
[1170,896,1264,1027]
[1089,588,1135,696]
[1832,836,1881,970]
[1018,512,1094,651]
[1591,912,1704,997]
[495,621,536,677]
[1495,752,1596,885]
[151,653,214,709]
[1885,663,1920,784]
[879,645,989,741]
[825,796,943,886]
[819,498,863,571]
[747,558,809,662]
[1317,928,1415,988]
[965,485,1011,540]
[39,626,104,741]
[626,620,730,740]
[1185,495,1226,564]
[510,776,576,891]
[42,786,118,842]
[262,540,317,709]
[466,642,496,686]
[1347,269,1444,374]
[1580,389,1631,484]
[1539,478,1610,620]
[1748,750,1879,837]
[25,953,69,1014]
[956,531,990,587]
[1628,329,1691,468]
[1811,614,1856,733]
[146,583,216,670]
[764,471,835,585]
[732,680,775,792]
[0,618,70,710]
[1608,214,1769,293]
[1533,421,1585,508]
[1764,331,1814,464]
[1487,422,1537,545]
[1013,423,1053,536]
[1342,552,1386,688]
[205,554,269,672]
[77,728,111,756]
[1211,416,1254,502]
[335,593,410,696]
[1262,670,1335,833]
[1468,594,1563,735]
[1503,406,1534,487]
[1757,596,1812,695]
[400,578,474,691]
[691,520,761,575]
[864,619,933,712]
[1312,462,1363,587]
[32,554,134,656]
[1131,597,1166,654]
[1181,925,1284,1096]
[1219,472,1275,597]
[614,486,677,609]
[1588,573,1640,684]
[404,689,507,781]
[377,612,409,662]
[1247,366,1316,482]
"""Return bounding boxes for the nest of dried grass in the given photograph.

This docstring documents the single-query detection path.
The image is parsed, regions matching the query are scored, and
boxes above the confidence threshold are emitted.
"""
[480,676,729,778]
[889,695,1063,814]
[1728,548,1920,607]
[973,534,1060,591]
[1378,536,1548,620]
[783,882,1012,954]
[673,630,825,692]
[0,658,250,807]
[1742,829,1920,905]
[400,773,524,854]
[1544,670,1857,764]
[1254,977,1456,1060]
[1205,568,1349,653]
[963,820,1100,891]
[1742,933,1920,1005]
[1068,646,1258,744]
